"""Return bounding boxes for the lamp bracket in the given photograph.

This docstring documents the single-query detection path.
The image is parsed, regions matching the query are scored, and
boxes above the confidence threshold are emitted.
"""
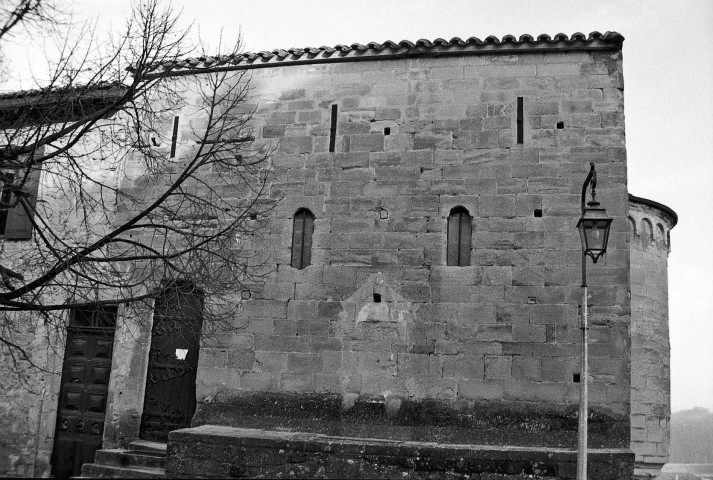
[581,162,598,213]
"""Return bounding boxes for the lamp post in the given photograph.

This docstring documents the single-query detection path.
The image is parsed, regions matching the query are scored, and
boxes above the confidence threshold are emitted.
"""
[575,163,613,480]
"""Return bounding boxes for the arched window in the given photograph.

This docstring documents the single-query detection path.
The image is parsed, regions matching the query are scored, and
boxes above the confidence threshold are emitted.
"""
[641,218,653,249]
[291,208,315,269]
[447,206,472,266]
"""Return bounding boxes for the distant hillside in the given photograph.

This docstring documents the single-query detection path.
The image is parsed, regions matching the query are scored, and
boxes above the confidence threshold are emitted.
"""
[670,407,713,463]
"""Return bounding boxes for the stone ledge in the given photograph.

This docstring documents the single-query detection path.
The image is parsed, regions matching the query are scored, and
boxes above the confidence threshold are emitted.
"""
[166,425,634,479]
[192,392,629,449]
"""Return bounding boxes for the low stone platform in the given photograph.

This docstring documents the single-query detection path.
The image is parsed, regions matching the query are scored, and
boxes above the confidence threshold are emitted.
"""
[192,392,629,449]
[166,425,634,479]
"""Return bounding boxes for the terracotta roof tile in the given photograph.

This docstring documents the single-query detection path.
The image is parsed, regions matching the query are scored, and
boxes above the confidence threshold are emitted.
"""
[132,31,623,77]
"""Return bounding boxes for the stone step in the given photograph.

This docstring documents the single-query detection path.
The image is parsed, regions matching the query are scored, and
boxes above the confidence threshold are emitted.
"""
[94,449,166,469]
[127,440,167,456]
[80,462,165,479]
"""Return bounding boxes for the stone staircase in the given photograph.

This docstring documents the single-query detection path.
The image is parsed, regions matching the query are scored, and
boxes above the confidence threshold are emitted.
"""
[80,440,166,478]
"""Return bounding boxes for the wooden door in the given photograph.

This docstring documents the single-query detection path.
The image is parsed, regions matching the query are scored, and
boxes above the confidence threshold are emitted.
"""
[140,283,203,442]
[51,307,116,480]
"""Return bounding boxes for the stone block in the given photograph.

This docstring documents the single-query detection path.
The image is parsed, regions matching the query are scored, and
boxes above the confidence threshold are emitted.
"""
[263,125,286,138]
[298,111,322,123]
[309,337,342,352]
[561,99,594,114]
[430,266,481,285]
[240,372,278,391]
[279,88,306,101]
[384,134,414,151]
[314,373,341,392]
[242,300,287,319]
[414,132,453,150]
[280,373,315,392]
[458,379,505,400]
[321,351,342,373]
[227,350,255,370]
[473,131,500,149]
[286,353,323,374]
[397,353,440,377]
[482,266,513,286]
[496,178,527,194]
[200,348,227,369]
[536,63,581,77]
[480,195,516,218]
[230,334,255,351]
[254,335,311,353]
[483,116,512,130]
[541,357,573,382]
[431,285,473,303]
[269,111,296,124]
[484,355,512,380]
[287,300,319,320]
[334,152,369,168]
[418,303,459,324]
[477,325,513,342]
[375,108,401,121]
[372,83,409,96]
[529,304,576,325]
[512,325,547,343]
[465,104,487,117]
[495,304,529,324]
[512,356,541,381]
[348,134,384,152]
[512,267,545,286]
[287,100,316,111]
[442,355,484,380]
[278,136,313,154]
[254,351,287,373]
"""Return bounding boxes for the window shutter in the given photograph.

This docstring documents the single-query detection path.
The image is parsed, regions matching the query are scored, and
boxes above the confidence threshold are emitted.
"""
[291,212,305,268]
[301,213,314,268]
[3,167,40,240]
[459,212,472,266]
[447,212,460,266]
[291,209,315,270]
[447,207,471,267]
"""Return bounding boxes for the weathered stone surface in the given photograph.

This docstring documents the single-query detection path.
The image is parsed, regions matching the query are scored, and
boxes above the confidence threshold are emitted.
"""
[191,392,629,449]
[166,424,634,479]
[0,36,673,480]
[628,198,676,478]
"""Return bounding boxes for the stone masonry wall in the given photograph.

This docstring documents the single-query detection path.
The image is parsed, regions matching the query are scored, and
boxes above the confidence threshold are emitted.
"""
[166,425,635,479]
[628,198,675,478]
[193,48,632,435]
[0,309,65,478]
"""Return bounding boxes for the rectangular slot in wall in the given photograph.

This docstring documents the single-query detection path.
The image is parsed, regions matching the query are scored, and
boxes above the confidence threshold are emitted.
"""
[329,104,338,152]
[170,116,180,158]
[516,97,524,144]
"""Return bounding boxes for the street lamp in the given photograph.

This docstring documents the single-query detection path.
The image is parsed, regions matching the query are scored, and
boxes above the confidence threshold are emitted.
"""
[575,163,613,480]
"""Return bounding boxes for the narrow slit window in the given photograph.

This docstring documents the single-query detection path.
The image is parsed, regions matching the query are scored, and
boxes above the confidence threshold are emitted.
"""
[0,173,15,235]
[170,116,180,158]
[446,206,472,267]
[328,105,338,153]
[0,167,41,240]
[291,208,315,269]
[516,97,524,144]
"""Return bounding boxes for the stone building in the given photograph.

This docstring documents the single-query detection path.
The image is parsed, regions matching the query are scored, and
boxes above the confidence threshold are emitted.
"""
[0,32,676,479]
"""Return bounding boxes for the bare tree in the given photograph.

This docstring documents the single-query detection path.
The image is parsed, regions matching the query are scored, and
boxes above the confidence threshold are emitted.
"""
[0,1,275,372]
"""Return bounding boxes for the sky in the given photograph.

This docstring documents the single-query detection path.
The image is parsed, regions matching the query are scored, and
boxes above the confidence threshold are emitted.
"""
[4,0,713,412]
